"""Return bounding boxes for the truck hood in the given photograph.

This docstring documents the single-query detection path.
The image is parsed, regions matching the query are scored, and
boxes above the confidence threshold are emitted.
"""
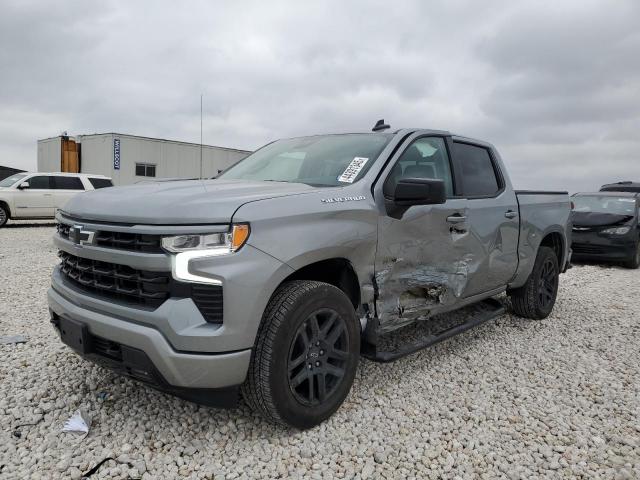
[62,179,317,224]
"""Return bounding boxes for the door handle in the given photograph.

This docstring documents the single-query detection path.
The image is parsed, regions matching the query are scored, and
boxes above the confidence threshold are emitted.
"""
[43,193,53,196]
[446,214,467,224]
[504,210,518,219]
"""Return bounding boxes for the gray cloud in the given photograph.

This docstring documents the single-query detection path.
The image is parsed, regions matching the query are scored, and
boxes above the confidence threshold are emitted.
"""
[0,0,637,193]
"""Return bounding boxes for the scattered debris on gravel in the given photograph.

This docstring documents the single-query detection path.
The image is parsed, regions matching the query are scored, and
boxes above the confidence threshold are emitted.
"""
[1,223,639,479]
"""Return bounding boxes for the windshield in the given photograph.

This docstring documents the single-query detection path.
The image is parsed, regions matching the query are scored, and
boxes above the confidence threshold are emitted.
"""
[0,173,27,187]
[573,195,637,216]
[219,134,394,187]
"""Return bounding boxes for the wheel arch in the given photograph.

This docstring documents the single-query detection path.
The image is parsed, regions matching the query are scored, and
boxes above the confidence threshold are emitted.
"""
[278,257,361,310]
[0,200,11,220]
[509,226,568,290]
[538,230,564,267]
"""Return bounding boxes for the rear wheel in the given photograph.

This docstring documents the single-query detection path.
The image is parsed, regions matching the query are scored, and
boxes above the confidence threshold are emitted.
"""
[509,246,559,319]
[0,205,8,227]
[623,242,640,269]
[242,280,360,429]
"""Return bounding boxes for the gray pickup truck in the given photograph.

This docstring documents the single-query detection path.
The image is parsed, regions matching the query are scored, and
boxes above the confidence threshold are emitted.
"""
[49,125,571,428]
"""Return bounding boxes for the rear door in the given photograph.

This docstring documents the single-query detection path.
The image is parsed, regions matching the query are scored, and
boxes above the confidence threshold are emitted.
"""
[449,140,519,296]
[13,175,55,217]
[51,175,85,210]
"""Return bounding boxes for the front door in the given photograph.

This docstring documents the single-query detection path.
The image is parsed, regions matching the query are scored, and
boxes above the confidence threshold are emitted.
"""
[374,134,471,333]
[13,175,55,217]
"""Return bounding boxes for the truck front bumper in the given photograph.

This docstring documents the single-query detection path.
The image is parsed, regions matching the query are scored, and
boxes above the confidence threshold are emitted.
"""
[48,284,252,407]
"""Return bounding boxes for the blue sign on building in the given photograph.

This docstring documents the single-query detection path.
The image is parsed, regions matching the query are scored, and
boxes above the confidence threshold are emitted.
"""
[114,138,121,170]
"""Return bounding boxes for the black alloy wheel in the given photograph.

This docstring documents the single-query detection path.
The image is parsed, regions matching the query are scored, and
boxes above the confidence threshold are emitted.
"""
[537,257,558,309]
[287,308,349,406]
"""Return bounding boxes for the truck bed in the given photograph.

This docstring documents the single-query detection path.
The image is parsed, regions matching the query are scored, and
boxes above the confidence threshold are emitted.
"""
[511,189,572,286]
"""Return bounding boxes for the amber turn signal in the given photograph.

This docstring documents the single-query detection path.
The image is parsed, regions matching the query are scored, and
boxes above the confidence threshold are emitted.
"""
[231,224,250,251]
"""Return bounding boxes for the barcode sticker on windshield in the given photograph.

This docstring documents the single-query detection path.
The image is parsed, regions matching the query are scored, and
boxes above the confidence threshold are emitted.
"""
[338,157,369,183]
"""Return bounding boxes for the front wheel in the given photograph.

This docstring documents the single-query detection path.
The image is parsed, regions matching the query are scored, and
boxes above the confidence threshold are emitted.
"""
[508,246,559,320]
[623,242,640,269]
[0,205,8,227]
[242,280,360,429]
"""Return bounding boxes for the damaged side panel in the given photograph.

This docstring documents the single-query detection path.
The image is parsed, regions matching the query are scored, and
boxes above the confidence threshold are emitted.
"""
[373,201,481,334]
[374,255,474,333]
[373,189,520,334]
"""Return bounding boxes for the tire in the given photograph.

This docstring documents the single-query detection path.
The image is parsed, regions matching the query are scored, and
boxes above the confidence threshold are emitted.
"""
[242,280,360,429]
[508,246,559,320]
[0,205,8,227]
[623,242,640,269]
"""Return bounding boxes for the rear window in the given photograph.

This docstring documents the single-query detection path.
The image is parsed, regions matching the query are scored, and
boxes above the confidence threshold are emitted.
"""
[53,176,84,190]
[89,178,113,189]
[453,142,501,197]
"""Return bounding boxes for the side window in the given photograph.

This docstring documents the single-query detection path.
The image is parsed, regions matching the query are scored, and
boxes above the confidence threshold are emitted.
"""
[135,163,156,177]
[384,137,454,197]
[27,176,52,189]
[452,142,500,197]
[88,178,114,189]
[52,176,84,190]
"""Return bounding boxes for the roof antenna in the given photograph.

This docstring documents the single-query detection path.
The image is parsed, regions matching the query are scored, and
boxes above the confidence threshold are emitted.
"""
[372,119,390,132]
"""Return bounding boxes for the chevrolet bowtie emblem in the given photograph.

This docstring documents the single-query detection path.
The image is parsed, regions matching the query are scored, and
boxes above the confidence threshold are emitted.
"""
[69,225,95,246]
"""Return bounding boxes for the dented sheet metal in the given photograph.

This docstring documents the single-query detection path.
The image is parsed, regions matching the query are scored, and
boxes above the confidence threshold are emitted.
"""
[374,254,473,333]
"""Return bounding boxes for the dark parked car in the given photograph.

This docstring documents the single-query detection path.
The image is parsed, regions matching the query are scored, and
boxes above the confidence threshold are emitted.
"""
[600,181,640,193]
[571,192,640,268]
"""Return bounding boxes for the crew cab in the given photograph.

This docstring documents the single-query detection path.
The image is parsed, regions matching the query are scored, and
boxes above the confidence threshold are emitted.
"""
[48,125,571,428]
[571,192,640,268]
[0,172,112,227]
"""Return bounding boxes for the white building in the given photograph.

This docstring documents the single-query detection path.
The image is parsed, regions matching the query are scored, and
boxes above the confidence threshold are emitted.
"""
[37,133,250,186]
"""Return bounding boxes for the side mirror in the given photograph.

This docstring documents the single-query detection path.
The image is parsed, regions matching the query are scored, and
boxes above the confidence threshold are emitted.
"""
[392,178,446,206]
[17,181,30,190]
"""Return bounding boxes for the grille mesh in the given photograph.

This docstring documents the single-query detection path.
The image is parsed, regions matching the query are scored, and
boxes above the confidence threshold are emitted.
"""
[57,251,223,322]
[57,223,162,253]
[58,251,170,307]
[572,244,607,255]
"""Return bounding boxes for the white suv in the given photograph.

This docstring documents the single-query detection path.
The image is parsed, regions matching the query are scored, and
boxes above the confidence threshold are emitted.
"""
[0,172,113,227]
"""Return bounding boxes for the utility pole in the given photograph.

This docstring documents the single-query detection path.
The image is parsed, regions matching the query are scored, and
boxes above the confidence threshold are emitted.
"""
[200,94,203,179]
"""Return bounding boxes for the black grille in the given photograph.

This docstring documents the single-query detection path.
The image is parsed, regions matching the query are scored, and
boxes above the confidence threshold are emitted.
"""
[57,223,162,253]
[57,251,223,323]
[92,336,123,361]
[58,251,171,308]
[192,285,224,323]
[94,231,162,253]
[572,244,607,255]
[57,223,71,238]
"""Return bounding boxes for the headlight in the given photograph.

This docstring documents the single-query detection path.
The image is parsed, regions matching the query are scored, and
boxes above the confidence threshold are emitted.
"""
[162,224,250,284]
[161,224,250,254]
[601,226,631,235]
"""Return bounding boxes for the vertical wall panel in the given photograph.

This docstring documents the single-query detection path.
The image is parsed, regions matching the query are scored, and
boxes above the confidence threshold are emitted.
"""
[38,134,250,185]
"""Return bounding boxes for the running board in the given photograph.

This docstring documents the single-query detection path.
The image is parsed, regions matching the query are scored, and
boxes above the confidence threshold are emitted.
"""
[362,298,505,363]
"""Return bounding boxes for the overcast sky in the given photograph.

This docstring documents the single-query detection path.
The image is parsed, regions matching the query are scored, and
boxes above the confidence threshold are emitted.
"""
[1,0,638,192]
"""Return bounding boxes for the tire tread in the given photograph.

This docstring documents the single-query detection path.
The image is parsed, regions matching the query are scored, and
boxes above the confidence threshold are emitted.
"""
[509,246,558,320]
[242,280,332,427]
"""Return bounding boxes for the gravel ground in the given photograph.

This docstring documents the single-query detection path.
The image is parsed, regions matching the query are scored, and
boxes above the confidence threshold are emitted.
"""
[1,222,639,479]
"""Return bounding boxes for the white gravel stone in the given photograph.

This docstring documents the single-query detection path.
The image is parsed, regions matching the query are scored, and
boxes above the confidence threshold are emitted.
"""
[0,222,639,479]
